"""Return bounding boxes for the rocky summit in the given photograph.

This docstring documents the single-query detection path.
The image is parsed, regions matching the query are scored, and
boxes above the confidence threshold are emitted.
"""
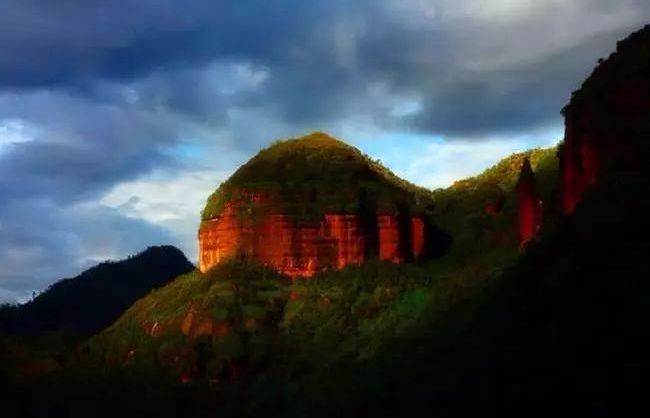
[199,132,446,277]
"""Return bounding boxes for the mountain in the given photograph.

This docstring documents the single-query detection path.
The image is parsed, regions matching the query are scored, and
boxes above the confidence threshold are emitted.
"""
[361,24,650,416]
[80,142,555,408]
[1,25,648,418]
[0,246,194,337]
[85,26,647,416]
[200,132,448,277]
[431,146,558,250]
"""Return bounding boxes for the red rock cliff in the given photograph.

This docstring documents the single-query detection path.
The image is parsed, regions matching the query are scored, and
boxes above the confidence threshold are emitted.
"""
[199,191,427,277]
[560,25,650,215]
[516,158,542,247]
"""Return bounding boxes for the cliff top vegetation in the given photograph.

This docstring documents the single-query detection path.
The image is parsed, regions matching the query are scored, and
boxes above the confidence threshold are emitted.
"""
[201,132,433,221]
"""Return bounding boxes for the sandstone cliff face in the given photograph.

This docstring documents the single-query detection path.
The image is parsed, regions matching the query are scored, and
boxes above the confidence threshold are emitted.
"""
[560,25,650,215]
[199,191,427,277]
[516,158,542,247]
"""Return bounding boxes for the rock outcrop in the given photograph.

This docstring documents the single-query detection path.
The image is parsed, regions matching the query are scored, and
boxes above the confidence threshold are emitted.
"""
[199,209,426,277]
[516,158,542,247]
[560,25,650,215]
[198,133,443,277]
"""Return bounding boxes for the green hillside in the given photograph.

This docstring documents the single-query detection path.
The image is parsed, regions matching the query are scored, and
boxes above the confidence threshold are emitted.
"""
[81,146,556,400]
[1,145,559,417]
[100,146,560,360]
[432,146,558,253]
[84,262,285,384]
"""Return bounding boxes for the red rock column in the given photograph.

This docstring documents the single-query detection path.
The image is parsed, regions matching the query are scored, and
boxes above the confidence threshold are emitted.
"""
[411,217,425,259]
[516,158,543,247]
[378,215,402,263]
[325,214,365,269]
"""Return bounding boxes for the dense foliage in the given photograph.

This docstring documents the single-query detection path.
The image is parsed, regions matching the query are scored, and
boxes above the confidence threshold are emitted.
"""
[93,261,287,380]
[201,132,434,221]
[431,147,558,252]
[0,145,559,417]
[95,141,556,382]
[93,241,517,373]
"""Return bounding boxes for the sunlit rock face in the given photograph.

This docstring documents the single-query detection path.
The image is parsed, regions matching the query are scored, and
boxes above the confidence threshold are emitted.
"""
[560,25,650,215]
[198,191,427,277]
[198,133,442,277]
[516,158,542,247]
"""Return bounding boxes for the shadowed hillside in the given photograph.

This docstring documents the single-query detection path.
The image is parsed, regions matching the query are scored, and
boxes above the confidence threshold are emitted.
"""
[0,246,194,337]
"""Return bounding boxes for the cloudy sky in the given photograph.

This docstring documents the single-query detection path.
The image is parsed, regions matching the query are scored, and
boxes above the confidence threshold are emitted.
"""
[0,0,648,303]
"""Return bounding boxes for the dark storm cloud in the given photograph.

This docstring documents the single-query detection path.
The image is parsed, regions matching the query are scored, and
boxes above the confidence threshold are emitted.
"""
[0,91,187,299]
[0,92,178,203]
[406,28,633,135]
[0,0,334,88]
[2,1,648,134]
[0,0,649,300]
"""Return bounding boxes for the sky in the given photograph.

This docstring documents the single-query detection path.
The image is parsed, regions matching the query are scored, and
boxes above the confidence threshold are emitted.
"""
[0,0,648,303]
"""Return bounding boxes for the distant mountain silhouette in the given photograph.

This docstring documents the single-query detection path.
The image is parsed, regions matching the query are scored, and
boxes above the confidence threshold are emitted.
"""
[0,246,194,337]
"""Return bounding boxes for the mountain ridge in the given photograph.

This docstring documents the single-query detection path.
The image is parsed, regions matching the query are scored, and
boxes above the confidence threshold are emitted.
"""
[0,245,194,337]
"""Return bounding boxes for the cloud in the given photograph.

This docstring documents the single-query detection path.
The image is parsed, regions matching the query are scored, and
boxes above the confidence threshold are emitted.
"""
[348,126,562,189]
[404,30,626,136]
[0,90,184,204]
[0,1,648,299]
[1,1,647,135]
[0,197,177,301]
[0,288,20,305]
[0,90,192,300]
[99,168,231,262]
[0,119,35,154]
[403,133,561,189]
